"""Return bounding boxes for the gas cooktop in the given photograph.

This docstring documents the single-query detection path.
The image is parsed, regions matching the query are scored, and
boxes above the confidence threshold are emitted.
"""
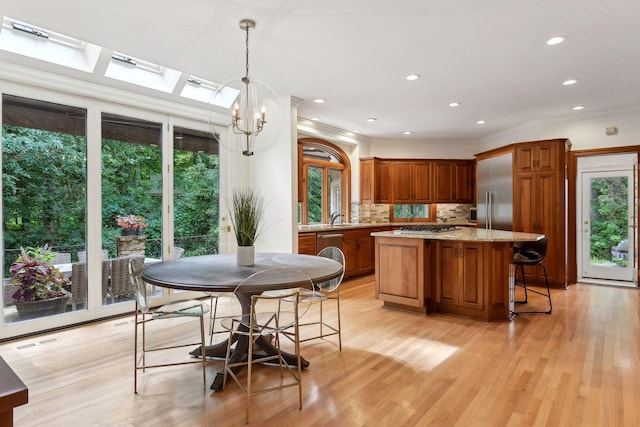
[399,225,459,233]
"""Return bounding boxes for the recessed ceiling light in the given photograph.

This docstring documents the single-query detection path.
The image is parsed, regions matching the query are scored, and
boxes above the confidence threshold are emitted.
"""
[313,98,325,104]
[572,105,585,110]
[563,79,578,86]
[448,102,461,107]
[310,117,319,121]
[476,120,486,125]
[405,74,420,81]
[367,117,377,122]
[403,131,412,135]
[352,130,362,133]
[546,35,567,46]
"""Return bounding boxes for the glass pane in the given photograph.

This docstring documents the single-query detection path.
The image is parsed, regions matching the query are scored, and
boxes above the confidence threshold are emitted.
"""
[101,113,162,305]
[307,166,322,223]
[173,126,220,258]
[393,204,431,219]
[2,95,86,322]
[589,176,629,268]
[328,169,342,221]
[303,147,338,163]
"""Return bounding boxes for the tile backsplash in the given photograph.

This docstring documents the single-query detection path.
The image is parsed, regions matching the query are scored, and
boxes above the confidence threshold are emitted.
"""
[351,202,473,224]
[351,202,389,224]
[437,203,473,222]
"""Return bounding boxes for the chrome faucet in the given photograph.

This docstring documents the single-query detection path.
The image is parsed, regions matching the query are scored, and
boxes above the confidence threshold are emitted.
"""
[330,212,344,226]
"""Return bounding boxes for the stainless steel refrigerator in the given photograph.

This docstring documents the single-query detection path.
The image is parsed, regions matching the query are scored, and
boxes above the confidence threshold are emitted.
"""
[477,152,513,231]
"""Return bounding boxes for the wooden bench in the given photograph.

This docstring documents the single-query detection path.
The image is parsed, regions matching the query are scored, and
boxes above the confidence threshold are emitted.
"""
[0,356,28,427]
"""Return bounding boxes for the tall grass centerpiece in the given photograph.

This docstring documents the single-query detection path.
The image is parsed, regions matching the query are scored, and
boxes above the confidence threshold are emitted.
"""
[229,188,265,266]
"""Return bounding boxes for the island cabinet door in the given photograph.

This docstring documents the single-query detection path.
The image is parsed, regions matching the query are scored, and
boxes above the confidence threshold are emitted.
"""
[437,241,460,305]
[436,241,484,311]
[460,243,484,310]
[375,237,432,310]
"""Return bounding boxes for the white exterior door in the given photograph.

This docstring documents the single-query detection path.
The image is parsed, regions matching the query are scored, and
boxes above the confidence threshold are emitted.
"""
[577,154,637,284]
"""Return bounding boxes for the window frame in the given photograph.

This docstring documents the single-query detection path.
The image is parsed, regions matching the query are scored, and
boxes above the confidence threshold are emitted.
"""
[298,138,351,225]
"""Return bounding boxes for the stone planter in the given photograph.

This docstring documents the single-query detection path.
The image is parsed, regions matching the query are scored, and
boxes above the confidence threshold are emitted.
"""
[115,235,146,258]
[14,294,70,320]
[121,228,139,236]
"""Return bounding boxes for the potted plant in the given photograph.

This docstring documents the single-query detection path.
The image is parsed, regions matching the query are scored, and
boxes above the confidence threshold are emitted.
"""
[116,214,148,236]
[9,244,71,320]
[229,188,265,266]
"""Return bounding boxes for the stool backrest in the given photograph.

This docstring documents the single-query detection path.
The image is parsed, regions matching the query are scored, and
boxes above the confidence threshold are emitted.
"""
[516,236,548,263]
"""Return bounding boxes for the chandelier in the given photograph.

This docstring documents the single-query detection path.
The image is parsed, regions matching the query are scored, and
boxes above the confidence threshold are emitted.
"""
[232,19,268,156]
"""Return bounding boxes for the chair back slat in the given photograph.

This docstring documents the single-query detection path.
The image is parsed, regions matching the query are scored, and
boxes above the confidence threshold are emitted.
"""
[316,246,345,292]
[70,262,87,305]
[129,257,151,312]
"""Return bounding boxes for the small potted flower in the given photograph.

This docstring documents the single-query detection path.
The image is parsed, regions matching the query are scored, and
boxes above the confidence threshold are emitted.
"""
[116,214,148,236]
[10,245,71,320]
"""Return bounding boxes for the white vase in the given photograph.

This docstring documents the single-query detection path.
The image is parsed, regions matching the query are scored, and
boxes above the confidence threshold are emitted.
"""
[236,245,255,266]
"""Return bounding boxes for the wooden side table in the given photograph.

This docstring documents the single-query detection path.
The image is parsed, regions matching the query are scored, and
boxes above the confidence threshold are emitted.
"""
[0,356,28,427]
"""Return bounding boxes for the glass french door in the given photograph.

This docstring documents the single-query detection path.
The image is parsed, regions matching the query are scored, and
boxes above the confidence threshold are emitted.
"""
[579,168,637,283]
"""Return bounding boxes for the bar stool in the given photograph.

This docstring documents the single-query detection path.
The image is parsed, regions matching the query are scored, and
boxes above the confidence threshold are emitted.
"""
[513,236,552,315]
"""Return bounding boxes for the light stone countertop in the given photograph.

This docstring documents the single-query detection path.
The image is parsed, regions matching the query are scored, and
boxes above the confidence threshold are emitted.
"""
[298,221,477,233]
[371,227,544,242]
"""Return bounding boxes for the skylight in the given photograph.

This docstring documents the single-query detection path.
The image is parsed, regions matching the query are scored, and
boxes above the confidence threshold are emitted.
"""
[180,76,240,108]
[105,52,180,93]
[0,17,101,73]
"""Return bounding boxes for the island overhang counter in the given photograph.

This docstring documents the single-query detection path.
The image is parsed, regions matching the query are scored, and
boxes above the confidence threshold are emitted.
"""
[371,227,544,321]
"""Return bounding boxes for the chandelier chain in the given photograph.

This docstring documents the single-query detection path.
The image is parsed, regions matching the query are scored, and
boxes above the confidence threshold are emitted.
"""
[244,23,250,78]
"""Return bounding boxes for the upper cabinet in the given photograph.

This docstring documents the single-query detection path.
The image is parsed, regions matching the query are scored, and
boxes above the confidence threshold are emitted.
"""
[360,158,474,204]
[392,161,431,204]
[360,158,392,204]
[514,141,559,172]
[432,160,475,203]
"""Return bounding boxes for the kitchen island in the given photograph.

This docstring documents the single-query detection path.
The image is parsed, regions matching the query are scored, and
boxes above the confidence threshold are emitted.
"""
[372,227,544,321]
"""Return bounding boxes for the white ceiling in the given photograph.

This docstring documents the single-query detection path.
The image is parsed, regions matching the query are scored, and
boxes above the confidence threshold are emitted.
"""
[2,0,640,141]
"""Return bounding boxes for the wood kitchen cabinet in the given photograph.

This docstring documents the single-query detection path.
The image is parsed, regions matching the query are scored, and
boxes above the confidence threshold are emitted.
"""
[375,233,516,321]
[514,140,558,173]
[392,161,431,203]
[375,236,433,313]
[360,158,392,204]
[342,229,373,278]
[361,158,474,204]
[432,160,475,203]
[436,241,484,311]
[512,138,570,288]
[298,233,317,255]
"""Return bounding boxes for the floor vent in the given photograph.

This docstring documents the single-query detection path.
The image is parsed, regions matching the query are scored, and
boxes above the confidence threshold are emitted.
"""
[39,337,58,345]
[16,342,36,350]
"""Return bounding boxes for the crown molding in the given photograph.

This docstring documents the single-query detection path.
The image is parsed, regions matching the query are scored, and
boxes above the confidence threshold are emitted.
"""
[297,116,371,146]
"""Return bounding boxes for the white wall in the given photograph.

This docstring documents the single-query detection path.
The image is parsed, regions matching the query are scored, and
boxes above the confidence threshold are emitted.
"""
[478,106,640,152]
[369,138,479,159]
[215,96,301,255]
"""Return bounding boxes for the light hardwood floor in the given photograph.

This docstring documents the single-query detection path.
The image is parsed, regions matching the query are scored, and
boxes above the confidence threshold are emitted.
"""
[1,276,639,426]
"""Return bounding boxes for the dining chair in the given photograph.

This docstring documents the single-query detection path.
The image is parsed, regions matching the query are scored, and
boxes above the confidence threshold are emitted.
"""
[77,249,109,262]
[69,261,109,309]
[51,252,71,264]
[109,256,138,302]
[298,246,345,350]
[129,257,209,394]
[220,268,313,424]
[173,246,185,259]
[206,290,237,345]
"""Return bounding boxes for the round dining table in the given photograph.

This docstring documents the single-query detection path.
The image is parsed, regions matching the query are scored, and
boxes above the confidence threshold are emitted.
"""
[142,252,343,391]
